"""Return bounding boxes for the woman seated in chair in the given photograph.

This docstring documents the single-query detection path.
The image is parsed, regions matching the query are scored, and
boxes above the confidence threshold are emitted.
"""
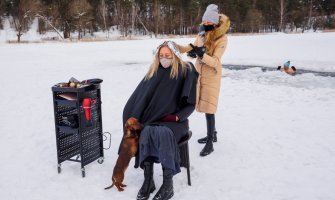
[122,41,198,200]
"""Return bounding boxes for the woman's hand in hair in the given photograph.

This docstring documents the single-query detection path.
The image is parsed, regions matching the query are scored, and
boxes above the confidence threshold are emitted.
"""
[190,44,206,59]
[187,44,198,58]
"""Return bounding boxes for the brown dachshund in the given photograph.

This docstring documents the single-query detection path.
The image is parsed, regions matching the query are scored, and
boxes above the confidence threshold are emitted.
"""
[105,117,143,191]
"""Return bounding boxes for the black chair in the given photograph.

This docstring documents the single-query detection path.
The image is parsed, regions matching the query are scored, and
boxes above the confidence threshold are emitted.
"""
[178,131,192,186]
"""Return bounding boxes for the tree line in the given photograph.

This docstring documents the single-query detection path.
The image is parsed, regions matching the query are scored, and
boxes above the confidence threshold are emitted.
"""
[0,0,334,42]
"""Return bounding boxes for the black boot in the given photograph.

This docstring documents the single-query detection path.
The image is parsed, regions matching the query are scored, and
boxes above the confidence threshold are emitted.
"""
[199,113,215,156]
[198,113,217,144]
[197,131,217,144]
[200,139,214,156]
[137,162,156,200]
[152,168,174,200]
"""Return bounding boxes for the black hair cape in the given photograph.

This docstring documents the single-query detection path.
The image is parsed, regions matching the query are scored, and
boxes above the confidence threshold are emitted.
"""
[121,62,198,168]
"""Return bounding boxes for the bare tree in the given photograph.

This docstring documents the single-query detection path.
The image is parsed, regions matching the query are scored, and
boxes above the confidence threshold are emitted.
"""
[153,0,159,38]
[97,0,108,37]
[10,0,42,42]
[243,0,263,33]
[35,13,64,40]
[114,0,130,37]
[69,0,92,40]
[244,8,264,33]
[131,0,136,36]
[0,0,5,29]
[279,0,287,32]
[307,0,314,29]
[47,0,72,39]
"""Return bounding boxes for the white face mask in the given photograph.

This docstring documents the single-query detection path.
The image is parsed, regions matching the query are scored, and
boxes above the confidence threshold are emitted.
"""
[160,58,172,68]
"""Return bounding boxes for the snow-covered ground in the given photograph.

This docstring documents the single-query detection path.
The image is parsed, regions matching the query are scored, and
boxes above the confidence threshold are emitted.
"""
[0,33,335,200]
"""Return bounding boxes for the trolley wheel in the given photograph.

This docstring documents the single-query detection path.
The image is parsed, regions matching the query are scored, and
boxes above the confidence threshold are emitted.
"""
[81,168,86,178]
[57,164,61,174]
[98,157,104,164]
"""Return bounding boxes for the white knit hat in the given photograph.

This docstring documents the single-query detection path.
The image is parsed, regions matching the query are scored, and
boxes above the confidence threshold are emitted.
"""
[202,4,219,24]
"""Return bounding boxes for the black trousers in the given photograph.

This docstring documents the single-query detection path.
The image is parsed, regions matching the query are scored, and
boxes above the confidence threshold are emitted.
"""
[205,113,216,140]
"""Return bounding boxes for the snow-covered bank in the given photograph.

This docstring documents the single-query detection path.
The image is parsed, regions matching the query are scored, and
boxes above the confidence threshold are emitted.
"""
[0,18,123,43]
[0,35,335,200]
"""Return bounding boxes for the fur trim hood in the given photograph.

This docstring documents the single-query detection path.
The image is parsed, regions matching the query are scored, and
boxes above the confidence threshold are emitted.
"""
[214,14,230,40]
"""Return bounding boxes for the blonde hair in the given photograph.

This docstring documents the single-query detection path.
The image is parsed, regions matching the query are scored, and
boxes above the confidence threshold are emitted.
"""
[204,14,230,56]
[144,45,191,80]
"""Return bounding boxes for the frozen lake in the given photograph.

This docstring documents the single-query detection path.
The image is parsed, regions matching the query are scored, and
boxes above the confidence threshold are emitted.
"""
[0,34,335,200]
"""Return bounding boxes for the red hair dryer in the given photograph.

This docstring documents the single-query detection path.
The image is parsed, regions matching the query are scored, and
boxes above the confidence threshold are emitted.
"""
[82,98,92,126]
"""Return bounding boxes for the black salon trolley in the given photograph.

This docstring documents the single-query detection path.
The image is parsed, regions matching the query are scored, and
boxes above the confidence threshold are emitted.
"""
[52,83,104,177]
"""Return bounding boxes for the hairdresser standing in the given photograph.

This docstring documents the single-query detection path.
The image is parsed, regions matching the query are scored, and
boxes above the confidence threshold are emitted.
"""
[177,4,230,156]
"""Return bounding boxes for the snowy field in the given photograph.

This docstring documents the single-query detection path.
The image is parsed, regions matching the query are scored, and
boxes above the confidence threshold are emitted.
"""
[0,33,335,200]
